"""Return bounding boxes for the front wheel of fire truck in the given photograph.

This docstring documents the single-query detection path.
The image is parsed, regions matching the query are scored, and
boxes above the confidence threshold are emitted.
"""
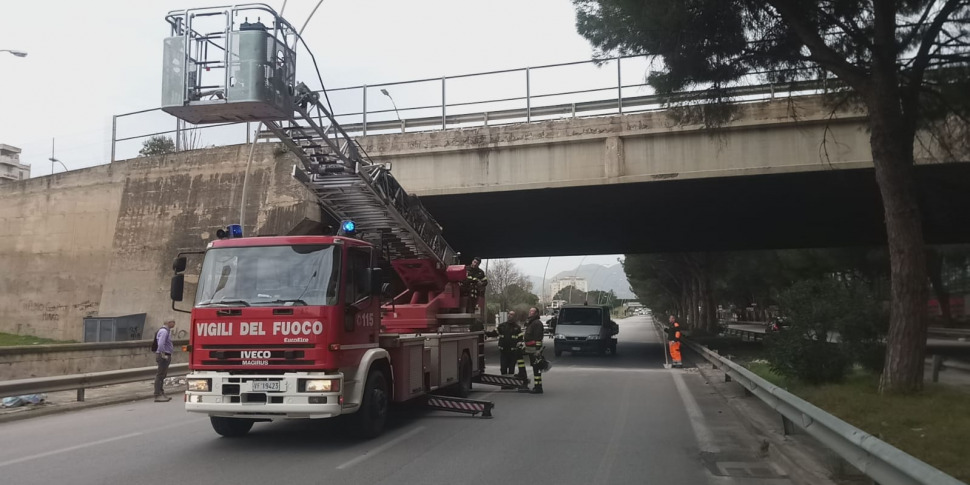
[210,417,255,438]
[354,369,389,439]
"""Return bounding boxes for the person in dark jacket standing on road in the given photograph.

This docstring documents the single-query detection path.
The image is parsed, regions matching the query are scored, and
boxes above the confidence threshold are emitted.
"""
[519,307,546,394]
[486,311,522,387]
[154,319,176,402]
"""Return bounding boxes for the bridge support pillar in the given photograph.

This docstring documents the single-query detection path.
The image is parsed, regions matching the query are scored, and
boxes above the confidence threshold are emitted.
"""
[604,136,624,180]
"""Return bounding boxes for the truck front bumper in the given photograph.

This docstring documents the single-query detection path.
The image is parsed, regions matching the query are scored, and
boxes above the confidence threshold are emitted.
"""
[554,338,608,353]
[184,371,347,420]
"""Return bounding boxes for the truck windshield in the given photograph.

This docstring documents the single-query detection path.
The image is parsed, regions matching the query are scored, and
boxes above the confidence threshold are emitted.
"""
[558,308,603,325]
[196,245,339,307]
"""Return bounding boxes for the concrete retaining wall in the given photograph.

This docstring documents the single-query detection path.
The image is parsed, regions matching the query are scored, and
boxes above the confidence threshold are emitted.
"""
[0,340,190,380]
[0,145,322,341]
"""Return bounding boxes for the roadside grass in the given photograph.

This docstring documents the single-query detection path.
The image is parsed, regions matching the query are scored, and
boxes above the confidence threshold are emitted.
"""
[739,348,969,482]
[0,332,75,347]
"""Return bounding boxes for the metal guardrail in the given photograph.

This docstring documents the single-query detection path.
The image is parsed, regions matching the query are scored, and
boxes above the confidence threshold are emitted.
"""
[722,326,766,342]
[683,339,964,485]
[928,327,970,338]
[0,364,188,402]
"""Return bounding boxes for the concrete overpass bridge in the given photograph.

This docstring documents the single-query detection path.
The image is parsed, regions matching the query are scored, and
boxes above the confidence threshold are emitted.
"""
[2,91,969,340]
[358,95,970,258]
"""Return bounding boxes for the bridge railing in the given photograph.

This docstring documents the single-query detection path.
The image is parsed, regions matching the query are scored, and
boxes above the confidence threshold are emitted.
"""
[111,55,830,162]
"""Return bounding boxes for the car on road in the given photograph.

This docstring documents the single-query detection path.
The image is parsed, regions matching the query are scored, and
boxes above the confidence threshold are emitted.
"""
[540,315,553,335]
[553,304,618,357]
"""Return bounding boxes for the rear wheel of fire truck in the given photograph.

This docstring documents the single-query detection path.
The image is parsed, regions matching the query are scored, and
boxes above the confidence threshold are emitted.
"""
[210,417,254,437]
[454,351,473,398]
[354,369,389,439]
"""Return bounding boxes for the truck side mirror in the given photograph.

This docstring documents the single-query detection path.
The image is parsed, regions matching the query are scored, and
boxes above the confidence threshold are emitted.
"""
[173,256,187,273]
[171,274,185,301]
[369,268,382,296]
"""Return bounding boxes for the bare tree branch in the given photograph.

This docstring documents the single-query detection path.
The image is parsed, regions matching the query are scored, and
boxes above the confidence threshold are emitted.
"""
[766,1,870,90]
[909,0,964,87]
[899,0,938,49]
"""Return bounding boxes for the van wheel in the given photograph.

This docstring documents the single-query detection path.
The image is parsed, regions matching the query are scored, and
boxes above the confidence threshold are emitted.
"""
[354,369,389,439]
[454,352,473,398]
[210,417,254,437]
[554,348,562,357]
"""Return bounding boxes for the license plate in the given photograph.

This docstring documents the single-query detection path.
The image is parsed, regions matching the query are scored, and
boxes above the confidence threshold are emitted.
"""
[252,381,280,392]
[572,347,582,351]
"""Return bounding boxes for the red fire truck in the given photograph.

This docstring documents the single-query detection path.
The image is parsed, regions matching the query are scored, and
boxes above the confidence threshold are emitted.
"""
[162,5,518,438]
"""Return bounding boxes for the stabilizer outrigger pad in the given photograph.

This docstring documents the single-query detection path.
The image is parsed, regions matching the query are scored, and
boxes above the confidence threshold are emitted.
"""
[425,395,494,418]
[475,373,528,388]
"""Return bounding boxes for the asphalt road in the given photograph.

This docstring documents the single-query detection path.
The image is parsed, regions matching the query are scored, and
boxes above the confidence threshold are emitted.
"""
[0,316,796,485]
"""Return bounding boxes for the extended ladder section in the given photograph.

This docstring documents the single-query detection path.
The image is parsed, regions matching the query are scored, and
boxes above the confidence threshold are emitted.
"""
[267,84,458,265]
[159,5,457,267]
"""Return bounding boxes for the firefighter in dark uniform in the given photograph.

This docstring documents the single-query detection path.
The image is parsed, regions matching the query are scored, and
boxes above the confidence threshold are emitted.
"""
[518,307,547,394]
[464,257,488,313]
[485,310,522,388]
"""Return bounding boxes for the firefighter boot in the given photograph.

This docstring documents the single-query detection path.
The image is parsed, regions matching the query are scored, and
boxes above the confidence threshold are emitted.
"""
[530,385,543,394]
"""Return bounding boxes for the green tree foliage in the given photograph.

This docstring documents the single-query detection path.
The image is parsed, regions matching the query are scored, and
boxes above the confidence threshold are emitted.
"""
[485,259,539,311]
[553,285,588,305]
[622,253,718,333]
[574,0,970,394]
[139,136,176,157]
[767,278,888,383]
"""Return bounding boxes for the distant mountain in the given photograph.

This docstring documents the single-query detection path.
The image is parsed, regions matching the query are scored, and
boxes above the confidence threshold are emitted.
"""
[525,264,635,300]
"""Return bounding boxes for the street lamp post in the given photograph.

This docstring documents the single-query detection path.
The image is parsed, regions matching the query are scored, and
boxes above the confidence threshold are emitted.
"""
[1,50,27,58]
[49,138,68,174]
[540,257,552,311]
[380,88,404,133]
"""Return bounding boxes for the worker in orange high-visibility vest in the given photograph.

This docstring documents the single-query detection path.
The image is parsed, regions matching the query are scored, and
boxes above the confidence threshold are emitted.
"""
[667,315,682,367]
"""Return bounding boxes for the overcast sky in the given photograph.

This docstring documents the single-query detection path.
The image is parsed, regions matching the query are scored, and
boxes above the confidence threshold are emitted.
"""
[0,0,633,277]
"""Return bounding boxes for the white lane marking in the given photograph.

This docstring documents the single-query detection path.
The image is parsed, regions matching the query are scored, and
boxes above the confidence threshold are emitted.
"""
[0,433,142,468]
[592,378,631,485]
[672,371,720,453]
[336,426,427,470]
[558,366,670,373]
[0,417,204,468]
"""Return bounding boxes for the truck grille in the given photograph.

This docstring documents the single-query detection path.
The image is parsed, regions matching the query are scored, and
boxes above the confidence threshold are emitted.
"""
[201,360,314,366]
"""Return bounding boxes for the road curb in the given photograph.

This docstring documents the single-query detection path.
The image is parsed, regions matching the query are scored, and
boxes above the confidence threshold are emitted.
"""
[0,387,185,425]
[686,348,844,485]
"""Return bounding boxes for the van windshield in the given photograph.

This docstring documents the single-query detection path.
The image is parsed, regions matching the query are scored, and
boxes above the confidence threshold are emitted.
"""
[558,308,603,325]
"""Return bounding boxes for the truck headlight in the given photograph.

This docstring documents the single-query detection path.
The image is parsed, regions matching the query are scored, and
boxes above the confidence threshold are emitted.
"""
[187,378,211,392]
[587,335,601,340]
[554,334,566,340]
[302,379,340,392]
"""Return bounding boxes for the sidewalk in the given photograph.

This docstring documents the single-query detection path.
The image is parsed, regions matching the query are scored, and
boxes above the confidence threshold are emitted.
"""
[0,377,187,424]
[683,350,858,485]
